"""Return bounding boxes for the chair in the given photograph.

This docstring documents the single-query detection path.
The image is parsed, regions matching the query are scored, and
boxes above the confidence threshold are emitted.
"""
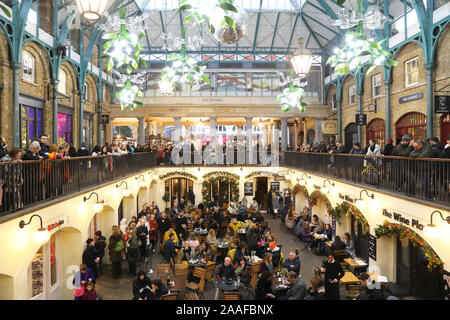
[345,284,362,300]
[333,249,346,263]
[250,274,258,297]
[223,292,240,300]
[160,293,178,300]
[204,262,217,282]
[182,292,199,300]
[251,261,262,276]
[157,264,172,283]
[174,263,189,276]
[186,267,207,294]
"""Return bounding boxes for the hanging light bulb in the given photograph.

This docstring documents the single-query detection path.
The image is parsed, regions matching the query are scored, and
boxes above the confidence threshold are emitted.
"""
[290,38,312,78]
[93,201,104,213]
[75,0,109,21]
[122,188,131,197]
[140,180,147,187]
[33,227,51,243]
[423,224,441,239]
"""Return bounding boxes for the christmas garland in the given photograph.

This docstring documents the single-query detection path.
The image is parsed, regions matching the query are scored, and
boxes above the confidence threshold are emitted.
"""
[244,171,275,179]
[202,172,240,204]
[308,190,333,215]
[293,184,309,199]
[333,201,370,233]
[374,221,443,271]
[159,171,197,181]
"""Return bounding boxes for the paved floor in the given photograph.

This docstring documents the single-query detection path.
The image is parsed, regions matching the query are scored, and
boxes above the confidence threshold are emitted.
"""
[95,214,326,300]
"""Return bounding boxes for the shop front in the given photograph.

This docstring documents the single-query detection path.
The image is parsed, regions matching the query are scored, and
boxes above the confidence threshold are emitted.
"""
[164,177,194,205]
[395,112,426,144]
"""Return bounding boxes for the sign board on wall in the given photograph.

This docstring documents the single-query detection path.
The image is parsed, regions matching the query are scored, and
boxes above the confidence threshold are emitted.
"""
[368,234,377,261]
[270,182,280,192]
[355,114,367,126]
[244,182,253,196]
[435,96,450,113]
[382,208,425,231]
[101,115,110,124]
[399,92,423,104]
[322,120,338,135]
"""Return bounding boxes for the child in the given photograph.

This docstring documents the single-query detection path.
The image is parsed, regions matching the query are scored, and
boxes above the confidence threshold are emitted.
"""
[82,281,98,300]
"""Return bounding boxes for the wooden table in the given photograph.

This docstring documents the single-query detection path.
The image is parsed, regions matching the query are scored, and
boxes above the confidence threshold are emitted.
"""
[313,233,328,240]
[168,274,187,292]
[339,271,360,285]
[344,258,368,268]
[325,241,332,247]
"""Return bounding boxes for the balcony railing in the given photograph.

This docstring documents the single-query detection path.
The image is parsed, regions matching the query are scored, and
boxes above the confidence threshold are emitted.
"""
[0,153,158,217]
[284,152,450,206]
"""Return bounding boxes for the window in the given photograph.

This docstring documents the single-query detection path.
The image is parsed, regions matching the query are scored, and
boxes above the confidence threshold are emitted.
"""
[22,51,35,83]
[58,69,66,95]
[405,57,419,87]
[331,94,337,111]
[84,84,89,101]
[57,113,72,144]
[20,105,42,149]
[372,74,382,98]
[349,84,356,105]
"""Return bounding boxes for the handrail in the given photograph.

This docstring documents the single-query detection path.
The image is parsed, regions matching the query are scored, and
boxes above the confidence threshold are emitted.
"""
[284,151,450,162]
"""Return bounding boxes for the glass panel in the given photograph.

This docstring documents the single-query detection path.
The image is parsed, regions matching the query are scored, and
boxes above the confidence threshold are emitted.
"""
[30,246,44,298]
[50,234,57,286]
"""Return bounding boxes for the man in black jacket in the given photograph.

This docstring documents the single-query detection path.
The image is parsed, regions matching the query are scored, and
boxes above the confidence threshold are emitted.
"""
[321,254,345,300]
[83,238,100,278]
[174,210,188,241]
[163,233,176,264]
[94,231,106,275]
[137,219,149,260]
[156,212,171,244]
[39,134,50,158]
[429,137,444,158]
[216,257,235,281]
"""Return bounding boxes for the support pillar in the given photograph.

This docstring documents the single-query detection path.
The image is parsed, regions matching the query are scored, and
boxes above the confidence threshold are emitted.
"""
[173,117,181,142]
[357,90,362,143]
[337,100,342,141]
[138,117,145,146]
[281,118,288,152]
[384,81,391,142]
[210,117,217,146]
[12,63,21,147]
[315,118,324,143]
[263,124,268,146]
[424,63,434,138]
[97,100,103,146]
[79,92,85,148]
[245,117,253,164]
[52,79,59,146]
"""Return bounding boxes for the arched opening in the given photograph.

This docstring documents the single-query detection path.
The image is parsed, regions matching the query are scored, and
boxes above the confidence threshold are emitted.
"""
[293,185,309,215]
[440,114,450,144]
[122,194,136,223]
[253,176,269,211]
[298,131,304,145]
[137,186,148,213]
[366,118,386,150]
[28,227,82,300]
[306,129,315,144]
[92,205,116,265]
[395,112,427,144]
[164,178,194,206]
[345,122,358,147]
[0,274,13,299]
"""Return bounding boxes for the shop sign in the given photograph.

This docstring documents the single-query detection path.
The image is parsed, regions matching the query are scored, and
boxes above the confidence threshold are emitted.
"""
[355,114,367,126]
[273,175,285,182]
[270,182,280,192]
[322,120,338,135]
[244,182,253,196]
[399,92,423,104]
[368,234,377,261]
[382,208,425,231]
[47,219,64,231]
[101,115,109,124]
[435,96,450,113]
[339,193,355,203]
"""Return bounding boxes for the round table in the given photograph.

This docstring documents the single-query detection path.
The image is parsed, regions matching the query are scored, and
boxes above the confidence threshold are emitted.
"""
[215,242,231,264]
[218,280,240,292]
[188,260,207,268]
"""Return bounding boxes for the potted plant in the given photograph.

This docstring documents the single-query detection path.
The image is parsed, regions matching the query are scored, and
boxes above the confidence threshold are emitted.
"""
[162,194,170,209]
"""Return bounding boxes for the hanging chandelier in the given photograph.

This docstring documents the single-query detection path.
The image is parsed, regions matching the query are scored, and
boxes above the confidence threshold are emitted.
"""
[75,0,109,20]
[289,38,313,79]
[332,5,392,30]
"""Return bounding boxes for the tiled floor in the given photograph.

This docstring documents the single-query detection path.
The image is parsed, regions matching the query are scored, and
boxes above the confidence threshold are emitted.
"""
[95,214,335,300]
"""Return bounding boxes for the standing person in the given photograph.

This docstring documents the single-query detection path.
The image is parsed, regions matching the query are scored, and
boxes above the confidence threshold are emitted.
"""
[126,231,139,276]
[441,134,450,158]
[163,233,176,264]
[429,137,444,158]
[94,231,106,275]
[0,136,8,159]
[393,135,414,157]
[278,271,307,300]
[73,264,95,300]
[81,281,98,300]
[23,140,43,160]
[174,210,188,242]
[78,142,90,156]
[82,238,100,278]
[137,219,149,261]
[271,192,280,219]
[267,189,273,216]
[321,254,345,300]
[147,213,158,253]
[108,226,123,279]
[39,134,50,158]
[156,212,171,245]
[383,138,394,156]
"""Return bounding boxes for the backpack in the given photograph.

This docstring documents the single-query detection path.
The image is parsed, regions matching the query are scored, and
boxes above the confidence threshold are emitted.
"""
[114,240,124,252]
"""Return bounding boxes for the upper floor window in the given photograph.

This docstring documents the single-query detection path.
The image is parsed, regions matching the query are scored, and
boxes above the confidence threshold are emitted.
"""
[58,69,66,95]
[349,84,356,105]
[22,51,35,83]
[405,57,419,87]
[331,94,337,111]
[84,84,89,102]
[372,74,382,98]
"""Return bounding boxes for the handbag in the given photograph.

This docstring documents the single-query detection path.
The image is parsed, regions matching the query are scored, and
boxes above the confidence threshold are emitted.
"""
[73,272,88,297]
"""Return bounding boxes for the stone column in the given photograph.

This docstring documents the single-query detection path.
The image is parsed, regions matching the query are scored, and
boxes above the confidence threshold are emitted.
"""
[315,118,324,143]
[263,124,268,146]
[107,117,114,143]
[145,120,151,139]
[173,117,181,142]
[138,117,145,146]
[210,117,217,146]
[267,123,272,146]
[281,118,288,152]
[294,120,298,148]
[246,117,253,164]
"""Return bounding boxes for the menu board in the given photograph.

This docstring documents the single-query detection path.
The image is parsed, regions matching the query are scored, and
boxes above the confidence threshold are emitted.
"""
[270,182,280,192]
[368,234,377,261]
[30,247,44,298]
[244,182,253,196]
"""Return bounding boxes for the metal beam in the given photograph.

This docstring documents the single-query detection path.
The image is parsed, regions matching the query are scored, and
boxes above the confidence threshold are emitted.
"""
[286,13,300,54]
[270,12,281,53]
[305,1,329,15]
[253,0,264,53]
[399,0,413,9]
[302,13,340,37]
[301,15,328,53]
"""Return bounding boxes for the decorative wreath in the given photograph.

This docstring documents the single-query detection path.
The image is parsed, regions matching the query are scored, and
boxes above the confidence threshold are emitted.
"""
[293,184,309,199]
[308,190,333,215]
[244,171,275,179]
[202,171,240,204]
[333,201,370,233]
[374,220,443,271]
[159,171,197,181]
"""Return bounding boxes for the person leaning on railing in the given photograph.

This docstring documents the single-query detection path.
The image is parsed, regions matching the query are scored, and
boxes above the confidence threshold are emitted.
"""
[0,148,24,210]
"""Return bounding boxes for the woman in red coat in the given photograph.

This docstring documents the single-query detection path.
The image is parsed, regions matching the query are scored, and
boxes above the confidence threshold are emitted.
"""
[147,213,158,253]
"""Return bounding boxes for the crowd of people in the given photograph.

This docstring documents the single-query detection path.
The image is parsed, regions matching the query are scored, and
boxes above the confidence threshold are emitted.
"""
[73,187,398,301]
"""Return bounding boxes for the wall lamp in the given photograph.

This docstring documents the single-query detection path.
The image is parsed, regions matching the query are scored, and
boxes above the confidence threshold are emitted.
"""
[423,210,450,239]
[19,214,50,243]
[116,181,131,197]
[285,171,291,180]
[354,190,374,209]
[298,173,311,186]
[135,174,147,187]
[321,179,335,194]
[83,192,104,213]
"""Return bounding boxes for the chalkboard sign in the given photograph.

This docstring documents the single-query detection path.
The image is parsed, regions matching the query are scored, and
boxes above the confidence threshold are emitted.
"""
[244,182,253,196]
[101,115,110,124]
[270,182,280,192]
[355,114,367,126]
[368,234,377,261]
[435,96,450,113]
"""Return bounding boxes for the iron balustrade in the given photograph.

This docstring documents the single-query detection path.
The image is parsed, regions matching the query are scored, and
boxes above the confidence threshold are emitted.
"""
[0,152,158,217]
[284,152,450,206]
